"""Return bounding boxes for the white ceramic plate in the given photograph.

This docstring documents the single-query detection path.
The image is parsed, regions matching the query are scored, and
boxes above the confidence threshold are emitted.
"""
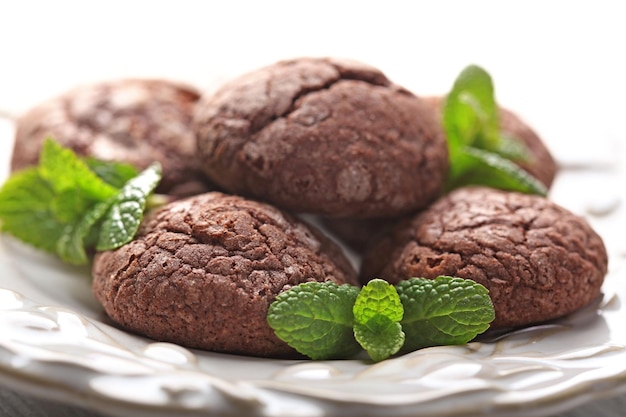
[1,120,626,417]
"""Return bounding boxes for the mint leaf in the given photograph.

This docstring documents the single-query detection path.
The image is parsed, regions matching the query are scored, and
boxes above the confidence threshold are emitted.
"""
[447,147,547,196]
[39,138,117,202]
[96,162,162,251]
[56,199,115,265]
[353,279,404,323]
[85,158,140,188]
[495,132,533,163]
[0,168,64,253]
[267,282,361,360]
[353,279,405,362]
[354,316,404,363]
[443,64,499,151]
[0,139,163,264]
[396,276,495,352]
[443,65,545,195]
[51,188,92,224]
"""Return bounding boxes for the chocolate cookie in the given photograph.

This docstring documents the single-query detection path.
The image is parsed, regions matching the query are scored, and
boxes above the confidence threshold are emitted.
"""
[92,192,358,358]
[12,79,213,197]
[423,96,558,188]
[360,187,608,329]
[194,57,449,218]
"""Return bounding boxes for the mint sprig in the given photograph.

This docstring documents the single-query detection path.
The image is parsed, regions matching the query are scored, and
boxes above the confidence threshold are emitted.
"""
[444,65,547,196]
[267,277,494,362]
[0,138,162,264]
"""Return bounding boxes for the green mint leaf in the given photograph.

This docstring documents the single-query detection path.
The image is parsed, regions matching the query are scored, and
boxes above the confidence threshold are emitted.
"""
[267,281,361,360]
[443,64,499,151]
[0,168,65,253]
[353,279,405,361]
[85,158,140,188]
[354,316,404,363]
[443,65,545,195]
[0,139,163,264]
[56,199,115,265]
[50,188,92,224]
[494,132,533,163]
[96,162,162,251]
[396,276,495,352]
[39,138,117,202]
[353,279,404,323]
[447,146,547,196]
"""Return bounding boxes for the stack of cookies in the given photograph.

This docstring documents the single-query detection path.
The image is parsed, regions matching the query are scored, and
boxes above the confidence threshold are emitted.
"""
[11,58,607,357]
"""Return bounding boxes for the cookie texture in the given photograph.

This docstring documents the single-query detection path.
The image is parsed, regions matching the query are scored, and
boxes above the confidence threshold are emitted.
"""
[92,192,358,357]
[424,96,558,188]
[360,187,608,329]
[194,57,449,218]
[12,79,212,197]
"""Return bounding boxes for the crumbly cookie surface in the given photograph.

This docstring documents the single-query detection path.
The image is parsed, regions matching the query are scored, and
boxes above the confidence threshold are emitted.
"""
[13,79,212,196]
[360,187,608,329]
[194,57,449,217]
[93,192,358,357]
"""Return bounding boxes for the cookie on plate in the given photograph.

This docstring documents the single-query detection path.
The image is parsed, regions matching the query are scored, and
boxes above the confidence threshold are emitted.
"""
[360,187,608,329]
[12,79,213,197]
[92,192,358,357]
[194,57,449,218]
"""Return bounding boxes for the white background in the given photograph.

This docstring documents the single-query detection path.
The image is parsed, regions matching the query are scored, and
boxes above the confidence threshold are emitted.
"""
[0,0,624,166]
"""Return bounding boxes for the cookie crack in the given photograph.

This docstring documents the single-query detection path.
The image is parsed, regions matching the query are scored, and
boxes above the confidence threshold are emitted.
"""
[257,65,392,135]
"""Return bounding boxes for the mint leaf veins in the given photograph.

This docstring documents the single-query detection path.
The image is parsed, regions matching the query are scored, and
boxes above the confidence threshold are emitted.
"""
[96,161,161,251]
[396,276,495,352]
[0,138,162,265]
[353,279,405,362]
[267,277,494,362]
[84,157,140,188]
[267,282,361,360]
[443,64,547,196]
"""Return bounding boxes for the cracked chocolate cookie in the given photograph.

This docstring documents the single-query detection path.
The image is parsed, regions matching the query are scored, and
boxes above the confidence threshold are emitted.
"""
[92,192,358,357]
[194,57,449,218]
[12,79,213,197]
[423,96,558,188]
[360,187,608,329]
